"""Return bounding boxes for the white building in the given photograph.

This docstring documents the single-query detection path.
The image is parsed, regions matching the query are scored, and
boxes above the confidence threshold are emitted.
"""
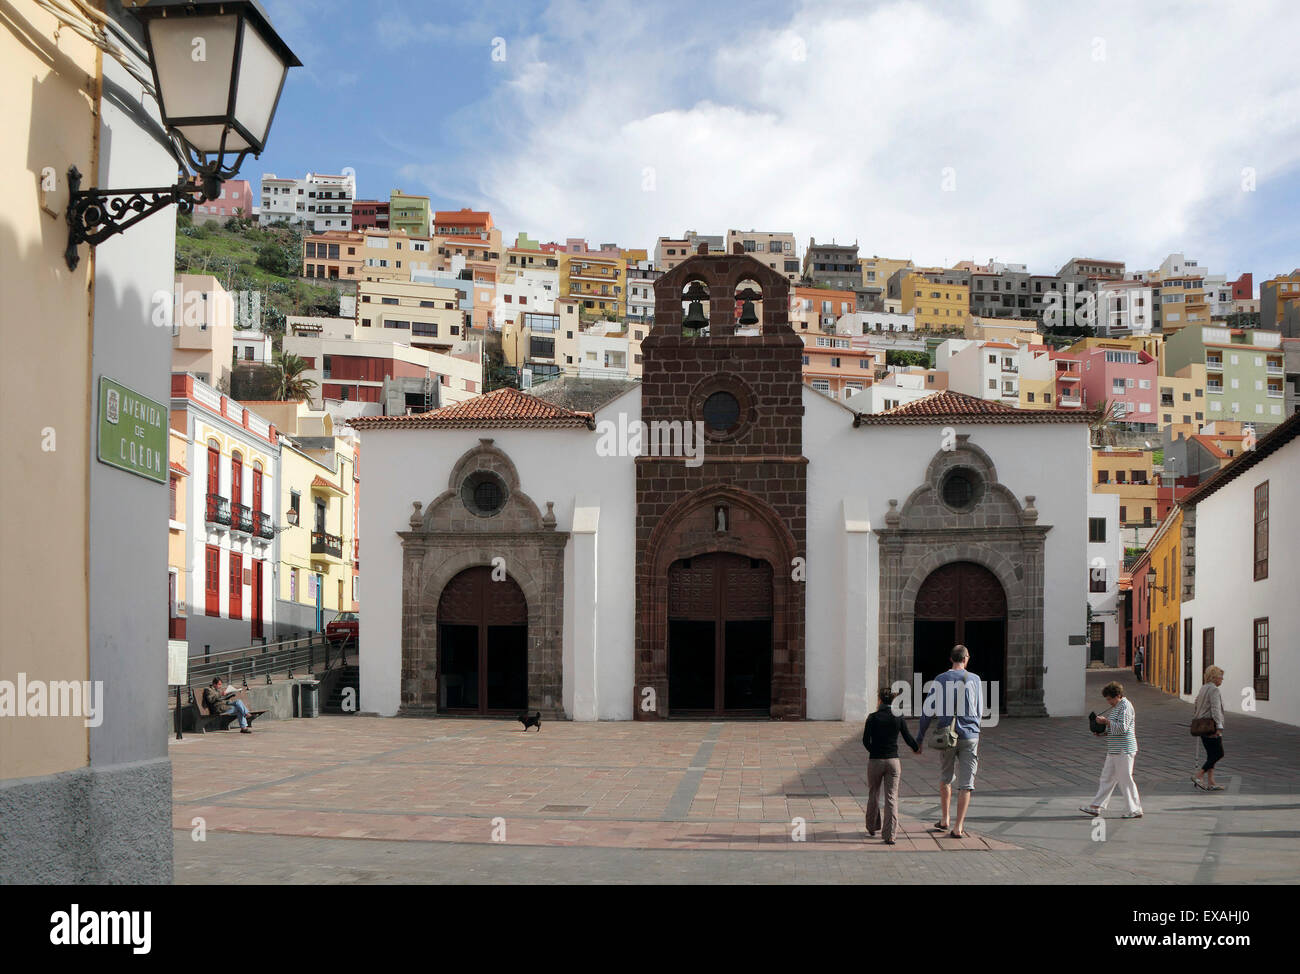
[627,259,660,324]
[352,252,1092,723]
[259,171,356,231]
[843,310,917,334]
[938,338,1023,407]
[843,371,937,414]
[1087,491,1123,665]
[233,329,272,365]
[1180,412,1300,726]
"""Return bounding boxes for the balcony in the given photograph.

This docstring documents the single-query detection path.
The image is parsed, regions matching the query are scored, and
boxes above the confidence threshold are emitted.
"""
[232,503,254,534]
[1059,395,1082,407]
[206,493,231,526]
[257,511,274,540]
[1207,382,1223,393]
[1266,362,1284,374]
[1206,358,1223,371]
[1267,388,1283,398]
[312,531,344,559]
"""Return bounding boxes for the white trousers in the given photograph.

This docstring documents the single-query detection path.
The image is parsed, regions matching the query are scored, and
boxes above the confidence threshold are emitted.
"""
[1092,753,1142,813]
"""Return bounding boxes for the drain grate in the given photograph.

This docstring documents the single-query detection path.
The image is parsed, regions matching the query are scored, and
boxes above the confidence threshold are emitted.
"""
[540,804,590,813]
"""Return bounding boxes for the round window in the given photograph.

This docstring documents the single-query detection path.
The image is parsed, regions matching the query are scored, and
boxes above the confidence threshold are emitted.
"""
[702,391,741,432]
[461,471,508,517]
[941,468,979,511]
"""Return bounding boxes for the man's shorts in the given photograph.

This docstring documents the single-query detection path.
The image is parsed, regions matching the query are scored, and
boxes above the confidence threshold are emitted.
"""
[939,737,979,791]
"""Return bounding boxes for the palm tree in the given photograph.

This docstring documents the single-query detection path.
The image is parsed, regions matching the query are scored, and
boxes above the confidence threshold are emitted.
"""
[273,349,317,402]
[1089,398,1121,448]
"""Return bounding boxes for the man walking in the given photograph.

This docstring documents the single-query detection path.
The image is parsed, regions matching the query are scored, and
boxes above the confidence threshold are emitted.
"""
[1133,643,1145,683]
[1080,681,1143,819]
[917,645,982,839]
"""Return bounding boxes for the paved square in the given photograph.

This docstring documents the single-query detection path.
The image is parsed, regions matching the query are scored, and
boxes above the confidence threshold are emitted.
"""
[173,670,1300,883]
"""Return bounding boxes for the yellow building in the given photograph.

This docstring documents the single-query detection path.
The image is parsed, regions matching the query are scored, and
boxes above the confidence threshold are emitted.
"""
[860,256,913,290]
[1156,277,1208,337]
[1019,373,1055,410]
[1143,507,1184,696]
[1092,449,1159,529]
[168,428,190,657]
[967,316,1039,346]
[1157,363,1208,438]
[356,278,466,351]
[901,272,970,332]
[561,251,627,317]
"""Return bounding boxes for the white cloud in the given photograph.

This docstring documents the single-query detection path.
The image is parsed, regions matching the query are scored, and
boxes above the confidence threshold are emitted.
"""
[407,0,1300,274]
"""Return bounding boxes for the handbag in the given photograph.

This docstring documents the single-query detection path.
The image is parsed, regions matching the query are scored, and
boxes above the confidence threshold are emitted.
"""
[927,717,958,749]
[1190,717,1216,737]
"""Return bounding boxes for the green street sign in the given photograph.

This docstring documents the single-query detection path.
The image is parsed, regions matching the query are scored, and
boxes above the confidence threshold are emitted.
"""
[97,376,167,484]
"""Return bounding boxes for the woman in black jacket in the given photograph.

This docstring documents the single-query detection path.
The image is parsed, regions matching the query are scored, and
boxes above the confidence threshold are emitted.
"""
[862,686,920,844]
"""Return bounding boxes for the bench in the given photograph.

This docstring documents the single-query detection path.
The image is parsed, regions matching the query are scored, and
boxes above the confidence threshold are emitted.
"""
[177,686,267,734]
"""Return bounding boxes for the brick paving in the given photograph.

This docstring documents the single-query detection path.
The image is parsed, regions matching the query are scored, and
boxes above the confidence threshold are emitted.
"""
[172,669,1300,883]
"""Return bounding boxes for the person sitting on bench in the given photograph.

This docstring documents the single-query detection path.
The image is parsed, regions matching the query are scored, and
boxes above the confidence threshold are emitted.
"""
[204,677,253,734]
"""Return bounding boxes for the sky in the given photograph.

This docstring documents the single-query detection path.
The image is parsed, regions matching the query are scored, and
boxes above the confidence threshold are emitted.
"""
[255,0,1300,283]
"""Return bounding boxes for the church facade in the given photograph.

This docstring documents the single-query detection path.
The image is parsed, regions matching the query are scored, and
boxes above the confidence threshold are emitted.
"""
[354,248,1093,722]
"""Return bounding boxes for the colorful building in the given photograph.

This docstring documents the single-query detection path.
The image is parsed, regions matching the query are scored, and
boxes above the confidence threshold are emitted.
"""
[790,286,856,333]
[389,189,431,237]
[901,271,970,332]
[351,199,389,230]
[1075,342,1159,430]
[561,251,627,317]
[1141,506,1184,696]
[1165,324,1287,427]
[193,178,253,223]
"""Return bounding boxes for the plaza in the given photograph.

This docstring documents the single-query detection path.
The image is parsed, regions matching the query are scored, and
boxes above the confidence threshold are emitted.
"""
[173,670,1300,884]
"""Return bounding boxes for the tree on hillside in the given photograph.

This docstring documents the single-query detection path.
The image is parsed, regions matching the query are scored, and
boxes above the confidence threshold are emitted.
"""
[273,349,317,402]
[886,349,930,368]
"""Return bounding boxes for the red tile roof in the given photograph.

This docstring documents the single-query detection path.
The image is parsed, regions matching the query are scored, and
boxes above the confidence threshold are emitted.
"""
[169,461,189,477]
[311,475,344,492]
[347,387,596,430]
[854,390,1095,425]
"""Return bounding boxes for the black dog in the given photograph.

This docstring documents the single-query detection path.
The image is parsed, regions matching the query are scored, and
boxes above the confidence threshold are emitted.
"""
[518,711,541,732]
[1088,711,1106,735]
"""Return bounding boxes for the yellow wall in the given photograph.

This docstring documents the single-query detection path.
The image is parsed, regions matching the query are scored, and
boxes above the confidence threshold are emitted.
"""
[0,3,100,780]
[860,256,912,288]
[902,272,969,331]
[1145,509,1184,695]
[1157,363,1208,436]
[561,253,627,317]
[1019,374,1055,409]
[279,445,354,618]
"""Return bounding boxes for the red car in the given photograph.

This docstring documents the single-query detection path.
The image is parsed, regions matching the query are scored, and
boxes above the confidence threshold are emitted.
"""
[325,611,358,645]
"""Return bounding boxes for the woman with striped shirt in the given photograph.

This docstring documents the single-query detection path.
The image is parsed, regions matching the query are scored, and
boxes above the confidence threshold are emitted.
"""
[1080,682,1144,819]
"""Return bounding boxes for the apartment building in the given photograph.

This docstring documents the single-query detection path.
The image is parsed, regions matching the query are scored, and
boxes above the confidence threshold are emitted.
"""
[170,374,280,653]
[655,231,723,273]
[389,190,431,237]
[843,369,947,413]
[1156,363,1208,438]
[433,229,504,275]
[936,339,1023,406]
[1092,448,1159,533]
[901,271,970,332]
[1076,342,1159,430]
[259,171,356,231]
[726,230,800,282]
[966,316,1039,345]
[172,274,235,390]
[561,251,627,317]
[1059,257,1125,280]
[1086,491,1123,665]
[626,259,660,324]
[841,310,916,334]
[356,279,468,351]
[789,285,856,333]
[435,208,493,237]
[859,256,914,292]
[800,334,883,401]
[1165,324,1287,426]
[351,199,389,229]
[302,228,441,282]
[283,314,482,409]
[1045,348,1085,409]
[802,238,860,289]
[193,178,253,223]
[1260,270,1300,332]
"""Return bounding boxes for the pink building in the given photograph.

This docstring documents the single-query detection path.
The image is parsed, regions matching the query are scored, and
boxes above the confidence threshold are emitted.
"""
[1044,346,1084,409]
[1077,344,1158,428]
[193,178,253,223]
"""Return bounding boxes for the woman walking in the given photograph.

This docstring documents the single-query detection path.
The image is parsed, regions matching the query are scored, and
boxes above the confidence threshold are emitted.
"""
[1192,666,1227,791]
[1080,681,1144,819]
[862,686,920,844]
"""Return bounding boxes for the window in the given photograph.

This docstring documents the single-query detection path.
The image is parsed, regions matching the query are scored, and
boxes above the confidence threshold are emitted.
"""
[169,477,178,520]
[205,546,220,617]
[1254,481,1268,579]
[1119,505,1127,523]
[1253,618,1269,700]
[1088,517,1106,543]
[940,468,979,511]
[1202,627,1214,671]
[1089,569,1108,593]
[229,551,242,621]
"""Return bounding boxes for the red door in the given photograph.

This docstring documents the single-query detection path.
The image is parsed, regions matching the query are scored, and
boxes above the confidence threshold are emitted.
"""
[207,445,219,518]
[229,551,242,621]
[205,546,220,617]
[251,560,264,639]
[252,467,263,522]
[231,454,243,509]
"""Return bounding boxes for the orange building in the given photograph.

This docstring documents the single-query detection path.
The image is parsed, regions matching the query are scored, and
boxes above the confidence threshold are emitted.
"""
[790,286,856,333]
[801,337,883,401]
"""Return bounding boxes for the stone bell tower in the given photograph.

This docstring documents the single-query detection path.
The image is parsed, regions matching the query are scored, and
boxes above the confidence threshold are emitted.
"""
[634,244,807,719]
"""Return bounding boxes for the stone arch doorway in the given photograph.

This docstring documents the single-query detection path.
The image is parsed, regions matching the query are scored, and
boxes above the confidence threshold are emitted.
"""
[667,552,774,716]
[436,566,528,714]
[913,561,1006,711]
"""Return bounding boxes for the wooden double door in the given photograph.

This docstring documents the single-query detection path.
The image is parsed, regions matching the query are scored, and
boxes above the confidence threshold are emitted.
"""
[667,553,773,717]
[913,561,1006,712]
[437,567,528,714]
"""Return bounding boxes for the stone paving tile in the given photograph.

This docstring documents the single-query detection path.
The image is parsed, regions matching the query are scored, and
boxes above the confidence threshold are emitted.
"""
[171,669,1300,866]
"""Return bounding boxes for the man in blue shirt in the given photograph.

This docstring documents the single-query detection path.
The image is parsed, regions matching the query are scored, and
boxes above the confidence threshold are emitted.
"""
[917,645,982,838]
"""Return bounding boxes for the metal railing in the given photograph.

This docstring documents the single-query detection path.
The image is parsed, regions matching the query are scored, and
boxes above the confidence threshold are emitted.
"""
[232,503,253,533]
[312,531,343,558]
[180,631,355,689]
[256,511,274,539]
[206,493,231,525]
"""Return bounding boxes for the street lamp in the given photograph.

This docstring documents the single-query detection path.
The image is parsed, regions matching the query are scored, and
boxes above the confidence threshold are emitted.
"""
[1145,566,1166,595]
[65,0,300,269]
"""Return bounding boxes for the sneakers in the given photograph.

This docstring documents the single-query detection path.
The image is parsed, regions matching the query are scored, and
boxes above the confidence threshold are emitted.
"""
[1079,805,1100,817]
[1122,812,1144,819]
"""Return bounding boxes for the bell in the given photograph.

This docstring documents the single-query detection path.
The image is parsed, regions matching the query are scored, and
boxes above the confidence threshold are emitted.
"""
[683,300,708,329]
[739,300,758,325]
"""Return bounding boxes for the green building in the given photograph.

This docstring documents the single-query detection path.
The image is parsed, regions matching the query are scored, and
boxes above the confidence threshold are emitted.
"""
[389,190,431,237]
[1165,324,1287,427]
